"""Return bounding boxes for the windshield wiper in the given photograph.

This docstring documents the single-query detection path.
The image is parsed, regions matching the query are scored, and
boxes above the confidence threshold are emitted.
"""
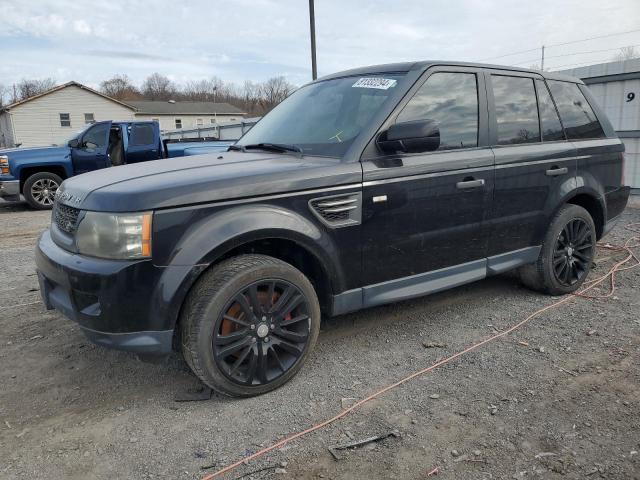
[243,143,303,155]
[227,144,245,152]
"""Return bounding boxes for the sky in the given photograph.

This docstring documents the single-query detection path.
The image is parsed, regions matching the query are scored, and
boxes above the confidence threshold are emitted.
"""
[0,0,639,91]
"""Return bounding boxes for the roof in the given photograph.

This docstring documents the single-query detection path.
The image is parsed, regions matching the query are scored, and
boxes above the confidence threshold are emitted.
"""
[0,81,136,112]
[555,58,640,84]
[318,60,581,84]
[127,100,245,115]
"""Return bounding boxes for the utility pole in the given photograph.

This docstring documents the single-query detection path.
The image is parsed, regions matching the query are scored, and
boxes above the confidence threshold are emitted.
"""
[541,45,545,71]
[309,0,318,80]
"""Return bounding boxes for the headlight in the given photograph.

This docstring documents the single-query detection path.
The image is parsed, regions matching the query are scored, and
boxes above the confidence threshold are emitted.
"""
[0,155,9,175]
[76,211,152,259]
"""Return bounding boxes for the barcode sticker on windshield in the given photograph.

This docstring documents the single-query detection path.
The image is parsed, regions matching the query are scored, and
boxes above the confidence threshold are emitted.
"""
[352,77,397,90]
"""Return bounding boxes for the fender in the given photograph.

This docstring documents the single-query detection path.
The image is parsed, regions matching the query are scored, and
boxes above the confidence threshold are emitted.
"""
[1,146,74,181]
[152,203,347,328]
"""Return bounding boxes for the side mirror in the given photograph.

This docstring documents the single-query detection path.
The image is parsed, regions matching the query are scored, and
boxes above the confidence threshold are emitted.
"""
[68,138,80,148]
[377,119,440,154]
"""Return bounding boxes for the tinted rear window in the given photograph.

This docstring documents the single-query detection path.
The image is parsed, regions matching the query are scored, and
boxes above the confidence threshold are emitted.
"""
[491,75,540,145]
[536,80,565,142]
[547,81,605,140]
[130,124,155,146]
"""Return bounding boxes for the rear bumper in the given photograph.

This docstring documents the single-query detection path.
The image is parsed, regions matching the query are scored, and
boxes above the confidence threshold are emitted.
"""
[0,179,20,200]
[35,229,177,355]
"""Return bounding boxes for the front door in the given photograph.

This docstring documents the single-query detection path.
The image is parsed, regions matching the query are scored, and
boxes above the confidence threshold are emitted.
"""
[361,68,494,307]
[71,121,112,174]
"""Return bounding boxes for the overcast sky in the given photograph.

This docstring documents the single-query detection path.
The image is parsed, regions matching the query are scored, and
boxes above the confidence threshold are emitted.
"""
[0,0,639,89]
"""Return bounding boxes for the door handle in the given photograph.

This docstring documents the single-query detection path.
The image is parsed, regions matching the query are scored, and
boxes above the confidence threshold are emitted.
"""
[546,166,568,177]
[456,178,485,190]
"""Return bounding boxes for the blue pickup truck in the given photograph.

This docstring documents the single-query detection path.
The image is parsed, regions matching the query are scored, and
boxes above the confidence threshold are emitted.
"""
[0,120,232,209]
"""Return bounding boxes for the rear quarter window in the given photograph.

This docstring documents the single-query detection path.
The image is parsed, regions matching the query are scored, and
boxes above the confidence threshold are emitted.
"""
[547,81,605,140]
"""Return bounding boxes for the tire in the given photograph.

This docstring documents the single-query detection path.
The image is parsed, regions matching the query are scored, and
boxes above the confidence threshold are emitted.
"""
[519,204,596,295]
[23,172,62,210]
[180,254,321,397]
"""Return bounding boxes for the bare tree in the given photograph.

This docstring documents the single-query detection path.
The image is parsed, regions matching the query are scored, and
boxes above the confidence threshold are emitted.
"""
[259,76,296,112]
[613,46,639,61]
[100,74,141,100]
[141,73,177,100]
[15,78,56,101]
[0,83,7,107]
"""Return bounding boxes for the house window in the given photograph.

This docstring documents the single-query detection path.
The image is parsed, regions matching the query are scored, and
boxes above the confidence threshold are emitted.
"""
[196,118,204,127]
[59,113,71,127]
[210,118,217,124]
[175,118,182,129]
[84,113,95,124]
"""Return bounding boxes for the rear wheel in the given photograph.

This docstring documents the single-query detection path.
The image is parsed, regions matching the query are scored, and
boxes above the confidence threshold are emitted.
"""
[23,172,62,210]
[520,204,596,295]
[180,254,321,397]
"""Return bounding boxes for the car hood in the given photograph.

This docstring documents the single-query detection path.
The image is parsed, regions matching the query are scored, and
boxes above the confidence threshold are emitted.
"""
[0,145,70,162]
[57,151,362,212]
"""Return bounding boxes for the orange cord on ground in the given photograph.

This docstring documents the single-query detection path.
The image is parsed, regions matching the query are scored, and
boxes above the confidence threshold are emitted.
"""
[202,222,640,480]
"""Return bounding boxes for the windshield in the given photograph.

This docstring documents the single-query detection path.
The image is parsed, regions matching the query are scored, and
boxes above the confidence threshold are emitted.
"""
[237,74,404,157]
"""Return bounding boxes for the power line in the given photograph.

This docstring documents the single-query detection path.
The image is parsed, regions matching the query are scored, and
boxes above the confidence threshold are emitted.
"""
[510,44,640,66]
[479,27,640,62]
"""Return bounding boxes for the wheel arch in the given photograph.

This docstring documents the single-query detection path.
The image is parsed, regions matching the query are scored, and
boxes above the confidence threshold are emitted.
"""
[156,205,345,336]
[563,190,606,239]
[19,165,67,192]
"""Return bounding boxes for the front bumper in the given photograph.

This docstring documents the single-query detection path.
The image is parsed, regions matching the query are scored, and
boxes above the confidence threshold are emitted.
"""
[0,179,20,200]
[35,229,175,355]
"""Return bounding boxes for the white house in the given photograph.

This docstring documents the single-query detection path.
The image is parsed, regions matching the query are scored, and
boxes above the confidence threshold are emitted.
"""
[0,82,135,148]
[128,101,245,132]
[0,82,247,148]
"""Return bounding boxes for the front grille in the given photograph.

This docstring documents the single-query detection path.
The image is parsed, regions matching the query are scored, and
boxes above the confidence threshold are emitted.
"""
[53,201,80,234]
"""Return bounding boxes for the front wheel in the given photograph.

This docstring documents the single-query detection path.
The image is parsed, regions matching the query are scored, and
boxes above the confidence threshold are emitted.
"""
[520,204,596,295]
[180,254,321,397]
[23,172,62,210]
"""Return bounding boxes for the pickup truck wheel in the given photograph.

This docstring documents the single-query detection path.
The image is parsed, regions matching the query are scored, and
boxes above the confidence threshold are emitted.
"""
[180,254,321,397]
[23,172,62,209]
[519,204,596,295]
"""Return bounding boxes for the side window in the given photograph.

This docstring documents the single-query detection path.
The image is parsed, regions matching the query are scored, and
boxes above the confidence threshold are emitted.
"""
[130,124,155,146]
[535,80,565,141]
[547,81,605,140]
[81,123,109,148]
[397,72,478,150]
[491,75,540,145]
[59,113,71,127]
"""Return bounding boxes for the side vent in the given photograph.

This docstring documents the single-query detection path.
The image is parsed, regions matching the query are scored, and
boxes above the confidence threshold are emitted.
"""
[309,192,362,228]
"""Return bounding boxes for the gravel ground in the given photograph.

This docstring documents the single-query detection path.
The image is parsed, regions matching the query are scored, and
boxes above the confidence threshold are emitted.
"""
[1,197,639,480]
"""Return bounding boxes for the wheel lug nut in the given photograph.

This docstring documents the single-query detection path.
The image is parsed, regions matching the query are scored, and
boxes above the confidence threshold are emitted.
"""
[250,324,255,330]
[262,316,266,321]
[264,337,269,342]
[270,324,275,329]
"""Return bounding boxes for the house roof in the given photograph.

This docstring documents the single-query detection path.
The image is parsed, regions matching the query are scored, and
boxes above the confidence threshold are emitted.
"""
[0,81,136,112]
[127,100,245,115]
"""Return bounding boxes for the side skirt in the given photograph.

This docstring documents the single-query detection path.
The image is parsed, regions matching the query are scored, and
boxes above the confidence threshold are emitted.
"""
[330,246,541,316]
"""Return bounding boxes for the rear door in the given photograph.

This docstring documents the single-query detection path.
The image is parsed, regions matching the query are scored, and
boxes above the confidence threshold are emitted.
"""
[486,72,576,267]
[71,121,112,174]
[360,67,494,305]
[126,122,161,163]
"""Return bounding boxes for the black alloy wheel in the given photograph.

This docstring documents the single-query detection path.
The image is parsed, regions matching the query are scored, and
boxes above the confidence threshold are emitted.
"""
[552,218,594,286]
[213,280,311,386]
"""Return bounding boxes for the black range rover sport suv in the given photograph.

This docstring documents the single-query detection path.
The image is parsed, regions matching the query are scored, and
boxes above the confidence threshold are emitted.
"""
[36,61,629,397]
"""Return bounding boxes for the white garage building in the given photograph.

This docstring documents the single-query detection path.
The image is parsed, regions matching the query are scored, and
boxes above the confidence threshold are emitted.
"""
[0,82,134,148]
[0,82,246,148]
[559,59,640,192]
